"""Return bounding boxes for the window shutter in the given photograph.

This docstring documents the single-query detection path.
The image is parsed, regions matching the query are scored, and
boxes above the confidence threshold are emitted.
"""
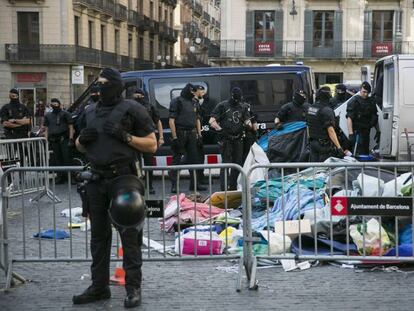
[363,10,372,57]
[333,11,343,57]
[274,10,284,56]
[304,10,313,57]
[246,11,255,57]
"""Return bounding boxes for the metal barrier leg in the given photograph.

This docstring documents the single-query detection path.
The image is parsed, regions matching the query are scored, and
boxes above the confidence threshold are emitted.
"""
[248,256,258,290]
[236,257,243,292]
[30,188,61,203]
[4,259,26,292]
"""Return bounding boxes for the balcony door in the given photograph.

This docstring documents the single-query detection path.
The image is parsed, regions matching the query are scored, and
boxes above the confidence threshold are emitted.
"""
[17,12,39,59]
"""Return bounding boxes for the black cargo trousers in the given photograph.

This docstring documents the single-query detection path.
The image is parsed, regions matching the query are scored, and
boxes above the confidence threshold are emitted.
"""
[220,135,244,191]
[170,128,199,188]
[86,176,143,292]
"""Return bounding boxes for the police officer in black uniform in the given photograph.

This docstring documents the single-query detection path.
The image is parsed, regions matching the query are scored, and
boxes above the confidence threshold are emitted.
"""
[73,68,157,308]
[44,98,75,184]
[329,84,348,109]
[169,83,206,193]
[192,85,209,185]
[274,89,309,130]
[133,87,164,194]
[209,87,252,191]
[242,102,258,163]
[307,86,345,162]
[0,88,31,139]
[346,81,378,155]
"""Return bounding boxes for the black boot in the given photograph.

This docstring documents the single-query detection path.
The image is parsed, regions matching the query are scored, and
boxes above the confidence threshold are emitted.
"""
[72,285,111,305]
[124,288,142,308]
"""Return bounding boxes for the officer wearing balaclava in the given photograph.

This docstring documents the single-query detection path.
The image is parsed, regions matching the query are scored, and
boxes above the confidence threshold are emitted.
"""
[43,98,74,183]
[0,88,31,139]
[274,89,309,130]
[73,68,157,308]
[346,81,378,155]
[329,84,348,109]
[307,86,345,162]
[209,87,252,191]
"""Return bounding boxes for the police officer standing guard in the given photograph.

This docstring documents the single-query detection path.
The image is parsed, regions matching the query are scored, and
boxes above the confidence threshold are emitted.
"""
[329,83,348,109]
[307,87,345,162]
[43,98,75,184]
[274,89,309,130]
[73,68,157,308]
[133,87,164,194]
[209,87,252,191]
[346,81,378,155]
[169,83,206,193]
[0,88,31,139]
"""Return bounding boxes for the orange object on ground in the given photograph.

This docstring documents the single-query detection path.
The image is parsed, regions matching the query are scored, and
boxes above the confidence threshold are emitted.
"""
[110,247,125,286]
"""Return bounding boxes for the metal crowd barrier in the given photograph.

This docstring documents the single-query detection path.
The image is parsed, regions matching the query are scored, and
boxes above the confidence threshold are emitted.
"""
[0,137,58,202]
[1,164,254,292]
[245,162,414,286]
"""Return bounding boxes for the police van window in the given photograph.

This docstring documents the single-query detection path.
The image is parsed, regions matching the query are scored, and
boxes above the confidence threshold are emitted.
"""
[227,74,297,109]
[151,80,208,110]
[383,63,394,109]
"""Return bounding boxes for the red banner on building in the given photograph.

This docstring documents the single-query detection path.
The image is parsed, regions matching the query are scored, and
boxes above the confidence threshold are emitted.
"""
[16,73,45,83]
[371,42,393,57]
[255,41,274,55]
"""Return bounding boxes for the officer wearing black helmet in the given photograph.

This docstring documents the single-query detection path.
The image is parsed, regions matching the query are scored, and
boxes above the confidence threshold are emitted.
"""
[209,87,252,191]
[73,68,157,308]
[169,83,206,193]
[330,84,348,109]
[346,81,378,155]
[133,88,164,194]
[0,88,31,139]
[307,86,345,162]
[274,89,309,130]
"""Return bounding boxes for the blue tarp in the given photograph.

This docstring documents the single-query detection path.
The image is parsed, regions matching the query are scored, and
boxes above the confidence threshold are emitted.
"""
[33,229,70,239]
[257,121,307,152]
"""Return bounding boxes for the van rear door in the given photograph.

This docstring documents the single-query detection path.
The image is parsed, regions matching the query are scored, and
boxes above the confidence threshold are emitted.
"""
[379,57,397,157]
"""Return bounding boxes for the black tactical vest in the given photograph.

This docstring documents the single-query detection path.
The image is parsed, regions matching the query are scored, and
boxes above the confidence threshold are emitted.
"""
[219,101,245,135]
[174,97,198,130]
[307,104,329,140]
[84,100,137,166]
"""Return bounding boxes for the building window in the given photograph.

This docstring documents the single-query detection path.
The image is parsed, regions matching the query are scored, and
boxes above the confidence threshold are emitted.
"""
[139,0,143,12]
[254,12,274,42]
[100,25,106,51]
[74,16,80,46]
[158,5,162,21]
[373,11,393,42]
[150,39,154,61]
[88,21,94,48]
[18,12,39,45]
[139,36,144,59]
[313,11,334,48]
[128,33,133,57]
[170,12,173,27]
[115,29,120,54]
[150,1,154,19]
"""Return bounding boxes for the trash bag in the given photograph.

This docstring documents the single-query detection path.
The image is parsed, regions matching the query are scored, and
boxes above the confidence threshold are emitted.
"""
[349,218,392,256]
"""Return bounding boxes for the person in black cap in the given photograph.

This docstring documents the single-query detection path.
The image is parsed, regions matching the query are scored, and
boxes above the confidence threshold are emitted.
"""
[192,85,209,185]
[330,84,348,109]
[209,87,252,191]
[306,86,345,162]
[346,81,378,155]
[133,87,164,194]
[0,88,31,139]
[274,89,309,130]
[169,83,206,193]
[73,68,157,308]
[43,98,74,184]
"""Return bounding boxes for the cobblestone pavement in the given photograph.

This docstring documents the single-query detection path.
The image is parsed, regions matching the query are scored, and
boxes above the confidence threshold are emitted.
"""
[1,177,414,310]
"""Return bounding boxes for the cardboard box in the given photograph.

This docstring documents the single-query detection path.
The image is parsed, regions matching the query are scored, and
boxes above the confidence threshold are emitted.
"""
[274,219,312,239]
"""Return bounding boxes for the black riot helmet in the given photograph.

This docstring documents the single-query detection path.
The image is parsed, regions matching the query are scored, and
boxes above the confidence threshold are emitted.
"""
[108,175,146,231]
[316,86,332,104]
[292,89,307,105]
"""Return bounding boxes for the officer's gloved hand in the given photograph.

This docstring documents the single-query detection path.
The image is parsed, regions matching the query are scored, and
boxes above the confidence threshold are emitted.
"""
[275,123,284,131]
[103,120,128,143]
[78,128,98,146]
[348,133,356,146]
[336,147,345,159]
